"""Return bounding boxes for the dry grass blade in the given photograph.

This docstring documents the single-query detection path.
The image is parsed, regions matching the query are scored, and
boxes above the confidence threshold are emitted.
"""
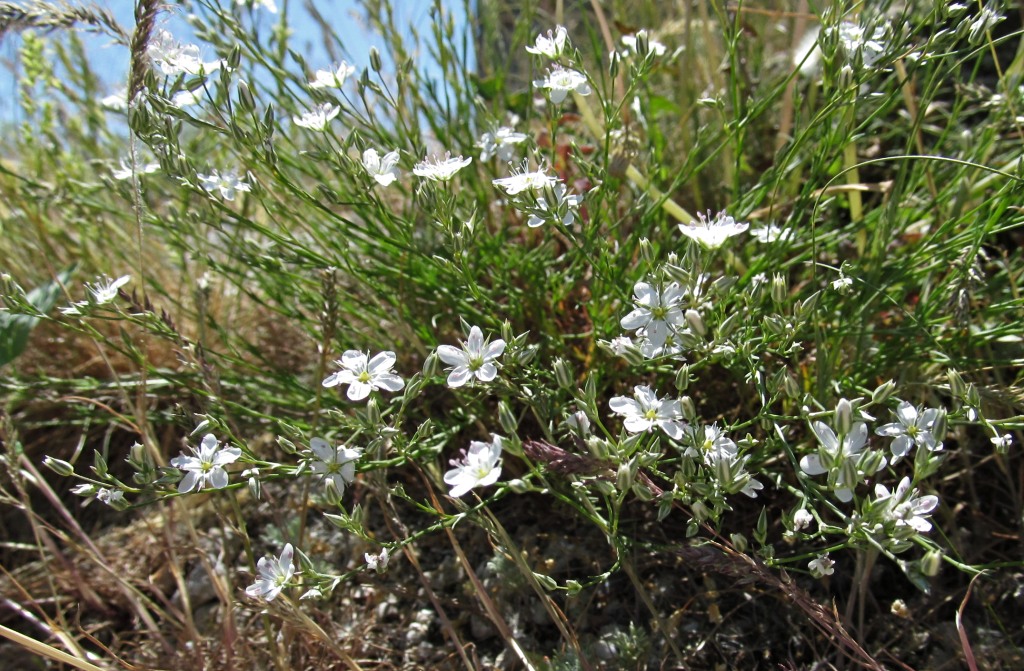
[956,573,982,671]
[0,623,110,671]
[0,1,128,43]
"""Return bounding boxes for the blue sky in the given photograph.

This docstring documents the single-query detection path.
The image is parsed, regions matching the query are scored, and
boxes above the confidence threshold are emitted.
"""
[0,0,469,125]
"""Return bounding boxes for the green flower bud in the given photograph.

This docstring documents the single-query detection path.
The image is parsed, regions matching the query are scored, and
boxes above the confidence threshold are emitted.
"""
[920,549,943,577]
[553,358,574,390]
[43,456,74,477]
[498,400,518,435]
[871,379,896,405]
[771,273,787,304]
[835,398,853,435]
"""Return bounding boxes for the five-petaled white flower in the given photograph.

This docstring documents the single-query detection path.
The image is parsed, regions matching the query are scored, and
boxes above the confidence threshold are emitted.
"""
[197,169,251,201]
[678,211,749,249]
[147,30,224,77]
[413,152,473,182]
[293,103,340,131]
[308,437,361,496]
[620,280,686,348]
[609,385,686,439]
[534,68,591,104]
[436,326,506,387]
[444,435,503,497]
[246,543,295,601]
[477,127,529,162]
[684,423,738,463]
[525,25,569,58]
[362,148,401,187]
[875,401,942,462]
[492,164,559,195]
[793,508,814,532]
[808,553,835,578]
[874,477,939,533]
[86,275,130,304]
[750,224,793,244]
[322,350,405,401]
[309,61,356,89]
[834,21,887,67]
[170,434,242,494]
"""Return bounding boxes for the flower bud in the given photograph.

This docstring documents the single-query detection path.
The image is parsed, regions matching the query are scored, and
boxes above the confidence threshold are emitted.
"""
[369,46,383,73]
[783,374,801,399]
[553,358,574,389]
[365,398,381,427]
[691,500,711,522]
[422,351,439,378]
[507,478,529,494]
[498,400,518,435]
[680,395,697,422]
[920,549,943,577]
[770,273,787,304]
[617,460,634,492]
[674,364,691,392]
[684,309,706,337]
[871,379,896,405]
[129,442,146,465]
[730,533,748,554]
[43,456,74,477]
[947,369,966,397]
[835,398,853,435]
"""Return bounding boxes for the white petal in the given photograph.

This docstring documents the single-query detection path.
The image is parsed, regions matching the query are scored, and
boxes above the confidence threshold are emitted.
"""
[895,401,918,426]
[447,368,472,387]
[310,437,334,462]
[436,345,467,366]
[466,326,484,353]
[475,362,498,382]
[346,381,371,401]
[178,471,199,493]
[368,351,396,374]
[620,308,651,330]
[609,396,639,416]
[799,454,827,476]
[810,422,838,452]
[208,468,228,489]
[374,373,405,392]
[484,339,506,360]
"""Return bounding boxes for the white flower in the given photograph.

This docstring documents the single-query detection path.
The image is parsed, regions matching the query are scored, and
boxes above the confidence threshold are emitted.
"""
[685,423,738,463]
[637,330,686,360]
[197,169,251,201]
[477,127,529,161]
[991,433,1013,449]
[493,164,559,196]
[100,89,127,110]
[362,148,401,187]
[875,401,942,462]
[678,211,749,249]
[834,21,887,67]
[96,488,124,507]
[525,25,569,58]
[800,421,885,502]
[170,434,242,493]
[147,30,224,77]
[874,477,939,533]
[112,158,159,181]
[750,224,793,244]
[808,553,835,578]
[293,103,339,131]
[793,508,814,532]
[413,152,472,182]
[831,274,853,293]
[86,275,130,304]
[620,280,686,348]
[322,350,405,401]
[526,183,581,228]
[609,385,686,439]
[246,543,294,601]
[365,547,390,573]
[444,435,503,497]
[309,437,361,496]
[608,336,634,356]
[309,61,356,89]
[436,326,506,387]
[565,411,591,436]
[534,68,591,104]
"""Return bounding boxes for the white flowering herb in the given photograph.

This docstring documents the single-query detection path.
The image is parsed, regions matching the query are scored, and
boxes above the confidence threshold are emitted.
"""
[800,420,886,503]
[246,543,295,601]
[322,350,404,401]
[525,183,581,228]
[678,211,749,249]
[170,434,242,494]
[147,30,224,77]
[534,68,591,104]
[293,103,340,131]
[436,325,506,387]
[86,275,130,304]
[444,435,503,497]
[477,127,529,162]
[361,148,401,187]
[875,401,943,462]
[197,169,251,201]
[365,547,390,574]
[309,61,356,89]
[308,437,361,497]
[413,152,473,182]
[609,385,686,439]
[525,25,569,59]
[808,553,835,578]
[620,280,686,348]
[873,477,939,534]
[492,164,559,196]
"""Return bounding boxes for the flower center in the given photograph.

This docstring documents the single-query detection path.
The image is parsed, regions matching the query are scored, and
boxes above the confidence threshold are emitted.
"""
[650,305,668,320]
[357,371,372,383]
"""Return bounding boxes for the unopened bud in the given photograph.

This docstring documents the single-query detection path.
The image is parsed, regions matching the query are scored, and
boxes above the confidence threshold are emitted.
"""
[43,456,74,477]
[947,369,966,397]
[237,79,255,113]
[639,237,654,264]
[871,379,896,405]
[498,400,518,435]
[680,396,697,422]
[422,351,439,378]
[730,533,748,554]
[365,397,381,427]
[920,549,943,577]
[369,47,382,72]
[771,273,787,304]
[675,364,691,392]
[617,460,634,492]
[684,309,706,337]
[227,44,242,70]
[835,398,853,435]
[553,358,574,389]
